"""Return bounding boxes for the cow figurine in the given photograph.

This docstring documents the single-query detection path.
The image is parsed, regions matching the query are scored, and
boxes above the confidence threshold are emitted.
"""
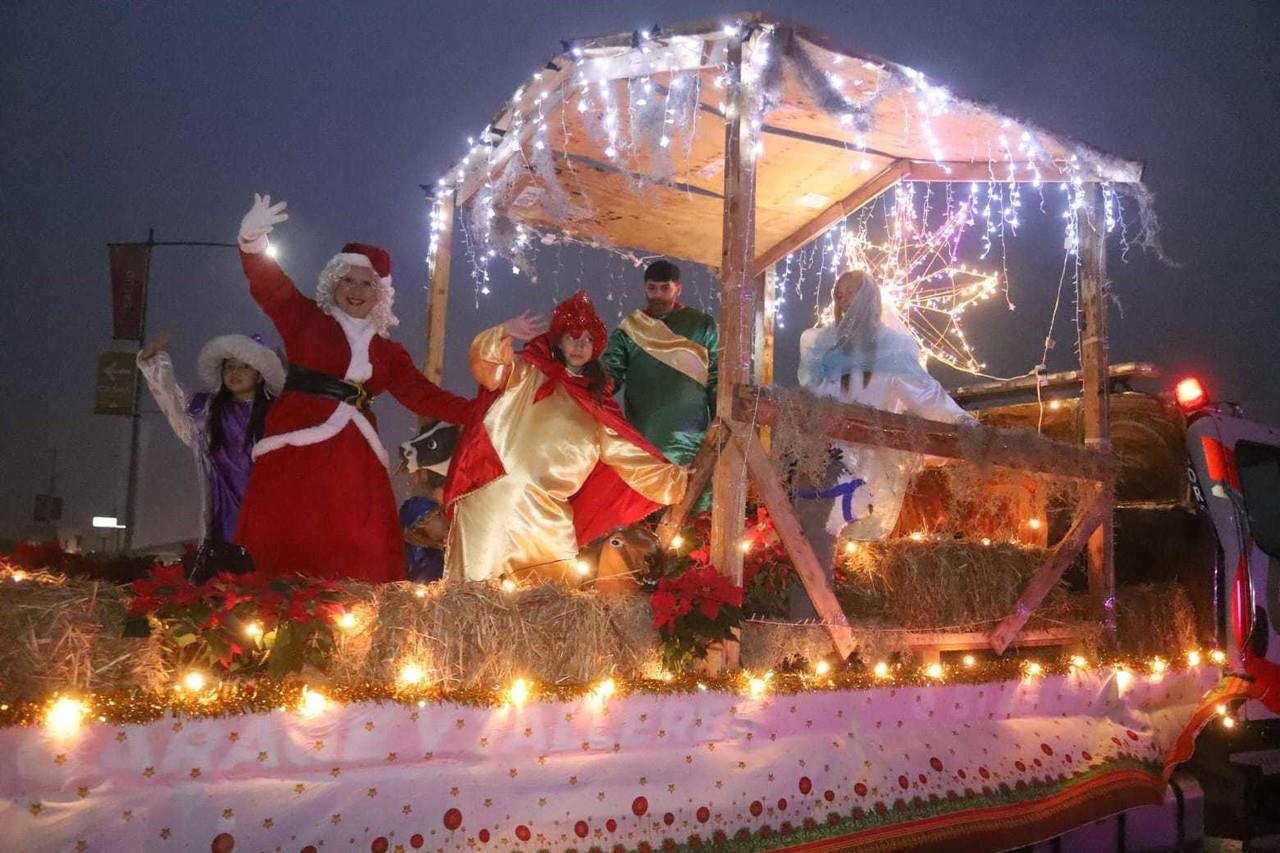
[400,420,459,477]
[580,525,660,595]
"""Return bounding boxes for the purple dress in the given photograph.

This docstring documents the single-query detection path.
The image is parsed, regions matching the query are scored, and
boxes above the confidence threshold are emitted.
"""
[138,351,259,544]
[190,393,255,543]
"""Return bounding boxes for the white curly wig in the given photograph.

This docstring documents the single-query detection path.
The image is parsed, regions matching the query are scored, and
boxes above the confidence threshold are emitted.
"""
[315,257,399,336]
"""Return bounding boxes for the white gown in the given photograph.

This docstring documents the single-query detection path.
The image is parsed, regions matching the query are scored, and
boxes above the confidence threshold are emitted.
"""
[797,320,972,539]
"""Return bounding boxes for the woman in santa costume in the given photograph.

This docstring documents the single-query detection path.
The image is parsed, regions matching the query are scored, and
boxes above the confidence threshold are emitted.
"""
[233,193,471,582]
[444,291,687,583]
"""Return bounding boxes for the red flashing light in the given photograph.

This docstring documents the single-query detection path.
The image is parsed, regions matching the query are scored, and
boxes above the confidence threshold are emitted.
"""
[1175,377,1209,410]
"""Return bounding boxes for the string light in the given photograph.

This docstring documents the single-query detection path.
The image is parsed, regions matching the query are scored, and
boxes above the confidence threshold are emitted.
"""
[574,560,591,577]
[44,697,87,738]
[508,678,531,707]
[740,539,753,553]
[962,654,976,668]
[747,676,768,697]
[500,578,518,594]
[594,678,616,701]
[1214,703,1228,716]
[414,585,428,599]
[1150,658,1167,675]
[336,611,357,632]
[298,687,328,718]
[1222,715,1236,730]
[814,660,831,677]
[244,621,263,639]
[1114,668,1132,689]
[1023,661,1043,678]
[670,534,684,549]
[1027,518,1043,531]
[925,663,944,680]
[1187,650,1202,667]
[1070,656,1088,669]
[1209,650,1227,665]
[844,541,859,554]
[873,661,890,679]
[181,671,208,692]
[398,663,426,687]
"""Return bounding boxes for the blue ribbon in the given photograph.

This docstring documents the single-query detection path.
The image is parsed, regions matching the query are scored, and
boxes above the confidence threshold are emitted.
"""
[795,478,865,523]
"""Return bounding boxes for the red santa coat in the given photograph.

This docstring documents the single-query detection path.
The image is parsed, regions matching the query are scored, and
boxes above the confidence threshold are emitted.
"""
[235,251,470,582]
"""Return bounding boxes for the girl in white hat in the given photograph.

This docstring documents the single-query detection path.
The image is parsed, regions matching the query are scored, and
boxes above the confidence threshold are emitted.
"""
[137,332,284,560]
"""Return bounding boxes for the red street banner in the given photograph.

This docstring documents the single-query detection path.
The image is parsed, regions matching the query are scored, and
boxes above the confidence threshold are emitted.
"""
[109,243,151,340]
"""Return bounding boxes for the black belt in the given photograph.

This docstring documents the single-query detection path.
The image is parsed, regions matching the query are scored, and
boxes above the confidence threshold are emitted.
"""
[284,364,370,411]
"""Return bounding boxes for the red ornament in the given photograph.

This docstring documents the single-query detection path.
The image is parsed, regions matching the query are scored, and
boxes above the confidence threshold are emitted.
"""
[606,818,617,833]
[696,806,710,823]
[978,766,990,779]
[930,757,944,772]
[211,834,235,853]
[1015,760,1027,772]
[515,825,531,842]
[776,798,788,811]
[574,820,590,838]
[1126,730,1139,741]
[371,839,389,853]
[442,808,462,831]
[898,775,910,790]
[749,800,763,817]
[1040,743,1054,756]
[798,776,812,795]
[478,829,490,843]
[632,796,648,817]
[663,812,675,826]
[824,789,835,802]
[1082,750,1093,761]
[957,769,967,780]
[854,782,868,797]
[301,847,318,853]
[409,835,424,850]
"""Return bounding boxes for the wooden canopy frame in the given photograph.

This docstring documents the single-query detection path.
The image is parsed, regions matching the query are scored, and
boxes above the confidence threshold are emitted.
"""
[423,13,1139,666]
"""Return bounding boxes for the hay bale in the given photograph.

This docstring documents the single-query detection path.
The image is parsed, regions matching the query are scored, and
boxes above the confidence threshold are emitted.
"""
[839,539,1062,629]
[0,574,157,701]
[740,621,835,670]
[1116,582,1197,658]
[367,582,654,688]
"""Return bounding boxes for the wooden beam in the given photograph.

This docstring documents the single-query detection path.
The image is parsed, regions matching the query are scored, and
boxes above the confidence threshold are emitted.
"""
[950,361,1159,406]
[734,386,1116,483]
[749,160,908,279]
[656,421,724,547]
[736,425,858,660]
[751,268,776,451]
[1078,183,1116,649]
[988,482,1111,654]
[708,33,757,671]
[423,190,455,385]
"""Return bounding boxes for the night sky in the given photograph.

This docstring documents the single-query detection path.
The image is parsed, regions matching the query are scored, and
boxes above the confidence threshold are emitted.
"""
[3,1,1277,548]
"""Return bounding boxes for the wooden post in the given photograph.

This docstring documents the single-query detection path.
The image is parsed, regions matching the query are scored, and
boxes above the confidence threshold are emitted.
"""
[735,426,857,660]
[987,482,1111,654]
[657,421,724,547]
[751,267,776,451]
[1078,183,1116,648]
[423,190,455,384]
[708,32,758,671]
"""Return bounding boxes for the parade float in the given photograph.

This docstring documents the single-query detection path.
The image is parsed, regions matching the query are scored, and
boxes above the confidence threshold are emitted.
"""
[1,12,1257,852]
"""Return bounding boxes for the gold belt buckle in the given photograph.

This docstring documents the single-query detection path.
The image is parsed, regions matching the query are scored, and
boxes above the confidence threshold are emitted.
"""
[351,381,369,410]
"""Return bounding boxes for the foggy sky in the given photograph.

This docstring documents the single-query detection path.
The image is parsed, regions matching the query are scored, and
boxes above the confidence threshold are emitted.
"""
[3,0,1277,547]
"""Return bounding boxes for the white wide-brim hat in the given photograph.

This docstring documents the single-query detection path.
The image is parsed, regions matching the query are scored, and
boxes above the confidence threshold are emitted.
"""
[196,334,285,396]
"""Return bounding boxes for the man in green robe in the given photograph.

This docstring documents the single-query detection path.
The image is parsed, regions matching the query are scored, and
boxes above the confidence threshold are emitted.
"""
[602,260,718,474]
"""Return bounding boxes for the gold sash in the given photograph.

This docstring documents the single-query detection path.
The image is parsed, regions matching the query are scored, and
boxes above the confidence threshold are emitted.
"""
[619,311,709,387]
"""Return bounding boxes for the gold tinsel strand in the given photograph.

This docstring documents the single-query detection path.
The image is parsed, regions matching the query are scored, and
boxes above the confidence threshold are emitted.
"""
[3,654,1206,729]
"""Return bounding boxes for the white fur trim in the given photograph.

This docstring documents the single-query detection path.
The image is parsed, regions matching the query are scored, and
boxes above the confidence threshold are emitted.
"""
[252,405,390,470]
[239,234,270,255]
[252,305,388,467]
[332,252,391,286]
[331,310,375,382]
[197,334,286,395]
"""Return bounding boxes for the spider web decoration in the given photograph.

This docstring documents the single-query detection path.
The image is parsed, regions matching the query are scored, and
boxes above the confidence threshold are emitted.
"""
[839,188,1003,374]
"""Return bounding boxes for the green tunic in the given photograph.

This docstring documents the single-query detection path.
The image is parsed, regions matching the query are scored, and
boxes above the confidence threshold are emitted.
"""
[602,305,718,466]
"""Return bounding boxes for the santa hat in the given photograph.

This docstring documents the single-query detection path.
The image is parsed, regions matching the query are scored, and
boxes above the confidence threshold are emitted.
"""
[331,242,392,285]
[197,334,286,396]
[549,291,608,359]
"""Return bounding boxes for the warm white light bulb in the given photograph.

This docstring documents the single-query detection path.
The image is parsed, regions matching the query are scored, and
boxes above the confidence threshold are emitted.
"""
[45,697,88,738]
[873,662,890,679]
[399,663,425,686]
[182,671,207,692]
[815,660,831,677]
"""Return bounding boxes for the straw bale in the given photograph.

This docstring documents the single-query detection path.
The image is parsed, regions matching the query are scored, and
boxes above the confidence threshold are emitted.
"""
[1115,582,1197,658]
[367,582,653,688]
[838,539,1064,630]
[0,574,157,701]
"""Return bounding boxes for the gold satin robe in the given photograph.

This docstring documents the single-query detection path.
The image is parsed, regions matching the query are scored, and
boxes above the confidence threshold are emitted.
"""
[447,326,687,582]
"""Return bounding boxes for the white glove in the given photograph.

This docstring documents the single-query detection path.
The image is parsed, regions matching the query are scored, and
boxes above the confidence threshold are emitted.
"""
[238,193,289,252]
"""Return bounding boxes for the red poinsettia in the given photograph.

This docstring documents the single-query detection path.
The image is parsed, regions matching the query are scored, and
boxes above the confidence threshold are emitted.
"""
[650,562,744,673]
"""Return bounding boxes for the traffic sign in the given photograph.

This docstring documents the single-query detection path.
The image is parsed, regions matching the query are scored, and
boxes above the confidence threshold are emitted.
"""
[95,351,137,415]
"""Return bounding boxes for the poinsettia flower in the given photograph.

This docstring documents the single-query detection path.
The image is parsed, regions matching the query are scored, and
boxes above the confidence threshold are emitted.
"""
[149,564,189,588]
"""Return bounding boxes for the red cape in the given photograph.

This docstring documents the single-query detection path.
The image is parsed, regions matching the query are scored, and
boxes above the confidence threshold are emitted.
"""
[444,335,673,546]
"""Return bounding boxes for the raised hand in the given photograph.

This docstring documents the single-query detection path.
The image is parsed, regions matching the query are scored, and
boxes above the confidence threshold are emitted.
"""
[503,311,549,342]
[139,331,172,362]
[238,193,289,244]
